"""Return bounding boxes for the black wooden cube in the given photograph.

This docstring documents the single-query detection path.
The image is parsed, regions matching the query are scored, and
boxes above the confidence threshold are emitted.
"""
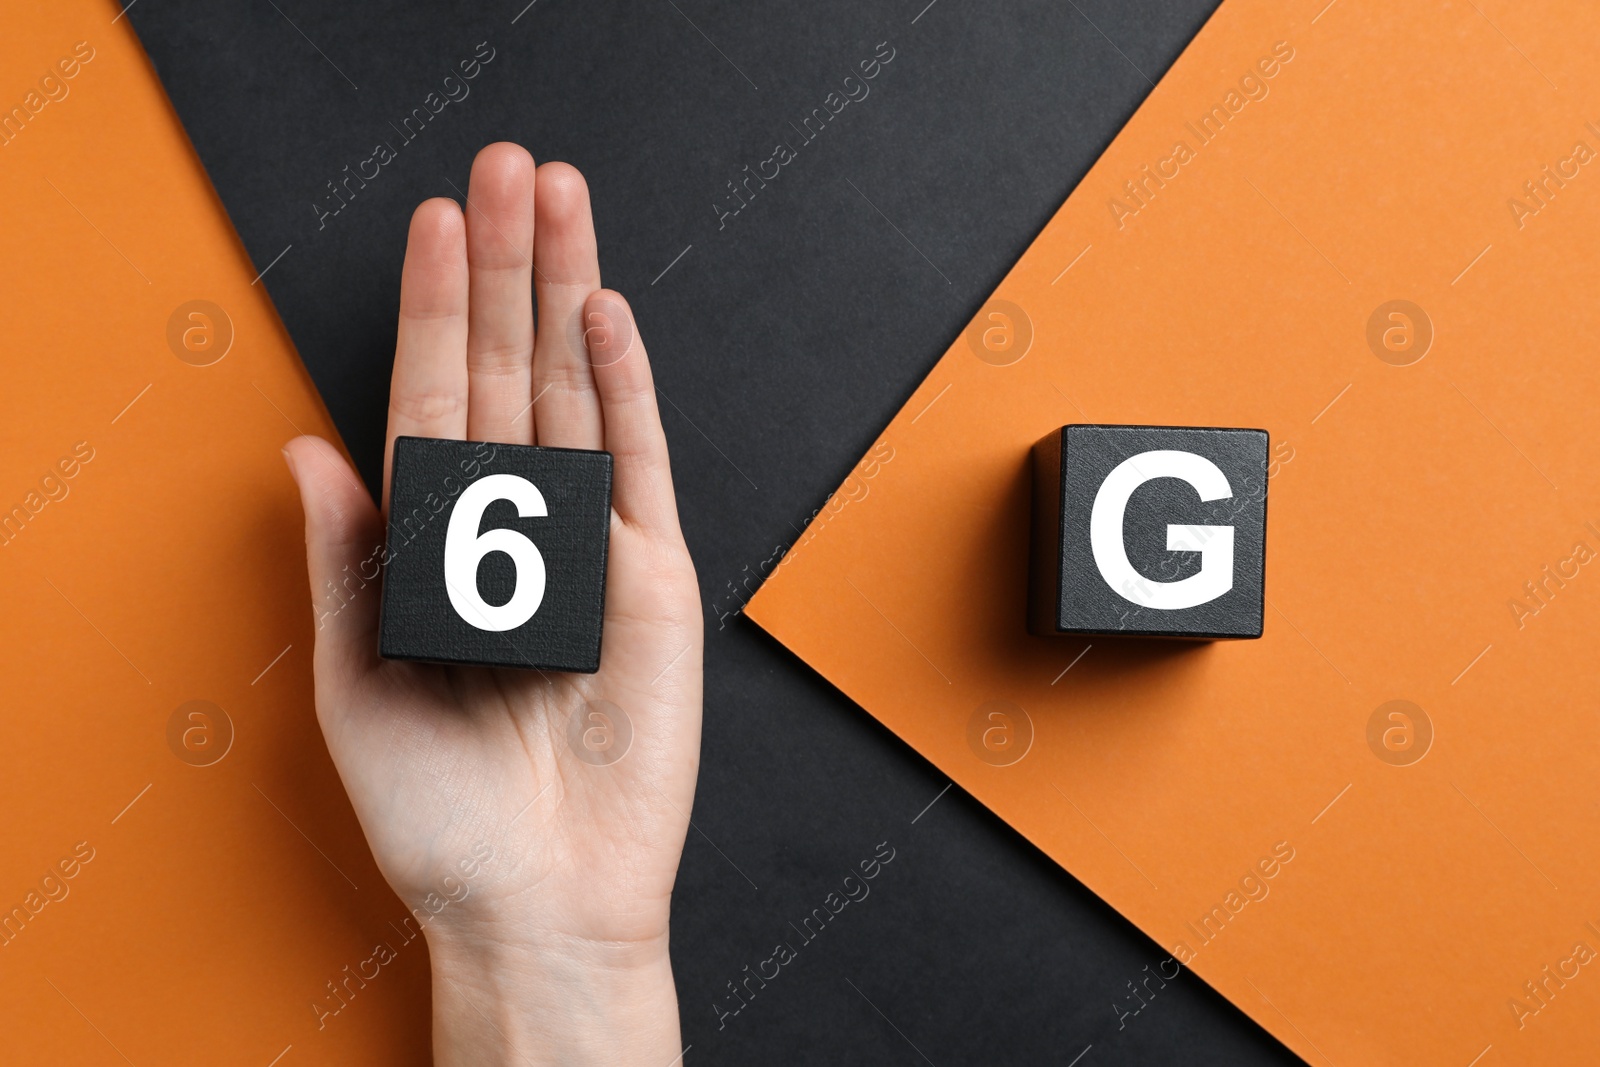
[1030,425,1267,639]
[379,436,612,672]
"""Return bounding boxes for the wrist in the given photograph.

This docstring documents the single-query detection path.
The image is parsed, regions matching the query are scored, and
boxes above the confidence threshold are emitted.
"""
[425,919,681,1066]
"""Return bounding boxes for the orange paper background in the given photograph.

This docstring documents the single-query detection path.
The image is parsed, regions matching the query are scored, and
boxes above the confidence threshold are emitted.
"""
[750,1,1600,1064]
[0,3,429,1062]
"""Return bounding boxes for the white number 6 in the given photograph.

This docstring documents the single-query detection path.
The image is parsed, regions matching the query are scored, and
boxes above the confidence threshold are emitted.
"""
[444,474,547,631]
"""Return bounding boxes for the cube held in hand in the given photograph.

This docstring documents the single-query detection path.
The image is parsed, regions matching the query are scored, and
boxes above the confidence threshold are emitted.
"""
[1030,424,1268,640]
[379,436,613,672]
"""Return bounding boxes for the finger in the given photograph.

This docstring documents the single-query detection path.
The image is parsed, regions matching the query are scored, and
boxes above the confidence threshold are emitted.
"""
[530,162,604,451]
[386,198,469,512]
[464,143,538,446]
[585,290,683,539]
[284,436,386,686]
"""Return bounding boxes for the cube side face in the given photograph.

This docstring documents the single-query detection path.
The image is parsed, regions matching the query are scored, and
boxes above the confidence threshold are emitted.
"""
[1052,425,1268,639]
[378,437,613,672]
[1027,429,1067,637]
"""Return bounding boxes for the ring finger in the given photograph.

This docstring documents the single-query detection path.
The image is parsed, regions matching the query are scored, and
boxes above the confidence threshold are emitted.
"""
[530,161,604,451]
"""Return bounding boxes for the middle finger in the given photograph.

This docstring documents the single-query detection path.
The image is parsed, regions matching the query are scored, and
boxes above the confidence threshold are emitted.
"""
[463,142,538,445]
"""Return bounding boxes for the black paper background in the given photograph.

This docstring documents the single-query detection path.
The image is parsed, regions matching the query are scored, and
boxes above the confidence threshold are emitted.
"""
[127,0,1300,1061]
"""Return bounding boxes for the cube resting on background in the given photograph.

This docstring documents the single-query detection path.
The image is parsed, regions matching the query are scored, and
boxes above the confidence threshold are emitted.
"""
[1030,424,1268,639]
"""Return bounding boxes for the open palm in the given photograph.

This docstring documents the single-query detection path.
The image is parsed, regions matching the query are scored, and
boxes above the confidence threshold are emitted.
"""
[284,143,700,1060]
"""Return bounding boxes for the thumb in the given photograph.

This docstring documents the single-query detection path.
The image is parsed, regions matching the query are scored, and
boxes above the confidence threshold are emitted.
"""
[283,435,385,682]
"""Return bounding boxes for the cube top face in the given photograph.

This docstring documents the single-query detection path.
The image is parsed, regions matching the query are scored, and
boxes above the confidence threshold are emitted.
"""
[1035,424,1268,639]
[379,437,613,672]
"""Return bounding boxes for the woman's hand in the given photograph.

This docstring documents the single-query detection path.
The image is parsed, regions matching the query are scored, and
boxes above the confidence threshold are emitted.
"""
[283,142,701,1066]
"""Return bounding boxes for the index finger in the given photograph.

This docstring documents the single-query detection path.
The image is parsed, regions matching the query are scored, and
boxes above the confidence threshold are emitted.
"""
[584,290,682,540]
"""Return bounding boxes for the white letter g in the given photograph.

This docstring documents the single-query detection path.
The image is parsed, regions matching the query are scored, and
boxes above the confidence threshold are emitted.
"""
[1089,450,1234,610]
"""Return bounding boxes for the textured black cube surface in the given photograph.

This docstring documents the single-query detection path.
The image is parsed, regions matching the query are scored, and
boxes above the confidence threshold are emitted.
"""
[1030,425,1268,640]
[379,437,612,672]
